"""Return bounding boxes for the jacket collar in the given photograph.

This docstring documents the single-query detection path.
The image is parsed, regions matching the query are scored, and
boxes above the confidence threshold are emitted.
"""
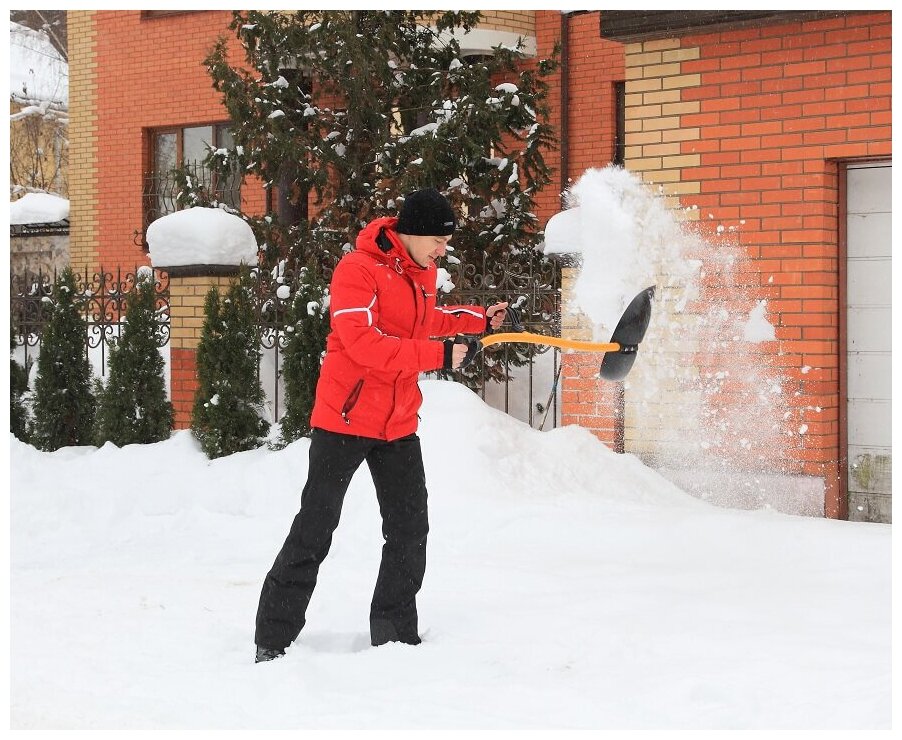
[355,216,428,276]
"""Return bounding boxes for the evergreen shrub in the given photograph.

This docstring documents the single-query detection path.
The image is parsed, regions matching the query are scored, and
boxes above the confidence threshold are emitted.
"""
[94,268,173,446]
[30,267,95,451]
[192,271,270,458]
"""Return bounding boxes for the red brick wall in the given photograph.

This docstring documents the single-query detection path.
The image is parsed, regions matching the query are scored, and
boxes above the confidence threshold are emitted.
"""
[548,11,892,516]
[533,10,563,220]
[170,348,198,429]
[92,11,267,269]
[687,12,890,516]
[564,13,625,181]
[533,11,626,212]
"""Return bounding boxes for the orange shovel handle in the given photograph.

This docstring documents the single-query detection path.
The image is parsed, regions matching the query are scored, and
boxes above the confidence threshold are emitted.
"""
[480,332,621,353]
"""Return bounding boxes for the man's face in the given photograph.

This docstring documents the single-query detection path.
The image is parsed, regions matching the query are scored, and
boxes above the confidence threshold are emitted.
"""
[402,234,452,268]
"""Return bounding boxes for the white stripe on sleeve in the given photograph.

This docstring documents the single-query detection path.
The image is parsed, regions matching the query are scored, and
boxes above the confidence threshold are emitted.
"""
[333,295,377,326]
[436,307,483,319]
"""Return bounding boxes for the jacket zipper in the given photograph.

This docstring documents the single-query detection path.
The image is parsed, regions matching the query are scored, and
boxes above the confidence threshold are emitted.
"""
[341,379,364,425]
[419,284,430,327]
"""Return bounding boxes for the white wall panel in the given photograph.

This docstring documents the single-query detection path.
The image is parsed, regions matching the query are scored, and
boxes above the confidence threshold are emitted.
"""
[845,161,892,522]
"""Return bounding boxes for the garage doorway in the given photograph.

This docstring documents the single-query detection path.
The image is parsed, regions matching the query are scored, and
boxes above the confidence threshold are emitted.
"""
[842,161,891,523]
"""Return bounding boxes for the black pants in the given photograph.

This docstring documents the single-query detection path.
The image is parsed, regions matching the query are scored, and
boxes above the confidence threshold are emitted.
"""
[255,428,429,650]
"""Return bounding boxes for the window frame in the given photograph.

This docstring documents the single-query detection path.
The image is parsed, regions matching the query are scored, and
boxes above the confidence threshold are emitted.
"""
[142,123,239,242]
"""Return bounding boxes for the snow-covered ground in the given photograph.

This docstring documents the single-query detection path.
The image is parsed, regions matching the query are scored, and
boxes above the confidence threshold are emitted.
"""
[9,380,890,730]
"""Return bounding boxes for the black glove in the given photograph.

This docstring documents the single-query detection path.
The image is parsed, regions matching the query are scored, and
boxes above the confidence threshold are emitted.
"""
[442,336,480,370]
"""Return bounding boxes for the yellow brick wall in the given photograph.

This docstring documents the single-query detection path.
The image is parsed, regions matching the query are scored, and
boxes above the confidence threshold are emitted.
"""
[66,11,99,269]
[624,39,702,218]
[622,38,704,460]
[478,10,535,36]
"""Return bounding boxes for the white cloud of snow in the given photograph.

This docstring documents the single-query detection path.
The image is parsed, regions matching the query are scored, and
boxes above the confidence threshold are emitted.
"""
[541,165,797,501]
[742,300,776,342]
[544,166,670,331]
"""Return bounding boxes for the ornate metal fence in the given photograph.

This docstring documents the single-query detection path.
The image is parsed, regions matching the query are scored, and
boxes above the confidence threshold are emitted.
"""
[247,257,338,424]
[436,253,562,429]
[11,256,561,430]
[9,266,171,377]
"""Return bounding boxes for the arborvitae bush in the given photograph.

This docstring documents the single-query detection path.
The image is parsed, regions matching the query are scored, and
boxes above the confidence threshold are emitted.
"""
[277,265,331,445]
[94,268,173,446]
[29,267,95,451]
[192,271,270,458]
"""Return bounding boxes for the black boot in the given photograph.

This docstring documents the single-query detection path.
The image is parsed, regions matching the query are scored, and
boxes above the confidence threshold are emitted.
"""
[370,618,421,647]
[255,645,286,663]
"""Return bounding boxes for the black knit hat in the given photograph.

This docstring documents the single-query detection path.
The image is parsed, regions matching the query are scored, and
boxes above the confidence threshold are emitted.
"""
[396,188,456,236]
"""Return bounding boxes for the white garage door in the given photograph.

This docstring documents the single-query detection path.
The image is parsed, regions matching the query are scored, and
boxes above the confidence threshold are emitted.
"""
[846,161,892,523]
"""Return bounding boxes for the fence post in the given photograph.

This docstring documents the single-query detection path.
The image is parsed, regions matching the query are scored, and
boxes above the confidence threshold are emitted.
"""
[557,256,625,452]
[163,266,240,429]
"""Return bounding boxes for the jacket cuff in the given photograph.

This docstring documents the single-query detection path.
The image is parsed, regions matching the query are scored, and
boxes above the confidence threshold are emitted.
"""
[442,339,454,370]
[479,308,491,333]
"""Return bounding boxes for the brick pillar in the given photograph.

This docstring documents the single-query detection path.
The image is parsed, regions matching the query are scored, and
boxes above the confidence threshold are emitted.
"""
[164,267,239,430]
[67,10,99,268]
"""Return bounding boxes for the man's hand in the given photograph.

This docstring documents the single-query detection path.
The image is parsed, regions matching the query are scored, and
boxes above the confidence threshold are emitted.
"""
[486,301,509,331]
[443,337,480,369]
[451,342,469,368]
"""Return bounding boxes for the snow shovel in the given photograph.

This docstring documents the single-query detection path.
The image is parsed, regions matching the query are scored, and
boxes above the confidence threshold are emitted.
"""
[477,285,656,381]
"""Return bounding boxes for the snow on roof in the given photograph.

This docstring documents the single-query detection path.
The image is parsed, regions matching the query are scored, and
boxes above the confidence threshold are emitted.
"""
[146,207,259,268]
[9,192,70,225]
[9,21,68,107]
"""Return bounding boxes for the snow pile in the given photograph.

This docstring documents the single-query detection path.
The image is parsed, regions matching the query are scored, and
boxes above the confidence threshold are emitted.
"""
[10,192,69,224]
[146,207,259,268]
[9,21,68,106]
[9,381,891,729]
[545,166,796,511]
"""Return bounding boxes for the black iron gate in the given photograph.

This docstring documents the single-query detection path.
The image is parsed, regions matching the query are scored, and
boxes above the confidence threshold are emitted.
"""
[246,254,561,428]
[436,253,562,429]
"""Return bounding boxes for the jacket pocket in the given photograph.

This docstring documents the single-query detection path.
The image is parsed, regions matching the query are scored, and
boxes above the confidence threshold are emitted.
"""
[341,379,365,425]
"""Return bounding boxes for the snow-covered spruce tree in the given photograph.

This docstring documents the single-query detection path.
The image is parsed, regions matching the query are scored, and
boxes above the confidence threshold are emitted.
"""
[192,271,270,459]
[204,13,558,385]
[276,263,331,445]
[29,267,95,451]
[94,268,172,446]
[205,10,557,270]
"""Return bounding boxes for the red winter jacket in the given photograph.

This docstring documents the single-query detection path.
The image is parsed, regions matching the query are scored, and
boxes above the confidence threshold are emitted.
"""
[309,217,487,441]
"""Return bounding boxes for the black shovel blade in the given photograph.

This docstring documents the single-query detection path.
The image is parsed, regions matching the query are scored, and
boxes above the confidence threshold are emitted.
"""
[599,285,656,381]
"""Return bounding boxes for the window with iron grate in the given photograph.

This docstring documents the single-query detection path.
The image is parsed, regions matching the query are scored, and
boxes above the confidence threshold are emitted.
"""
[143,124,240,238]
